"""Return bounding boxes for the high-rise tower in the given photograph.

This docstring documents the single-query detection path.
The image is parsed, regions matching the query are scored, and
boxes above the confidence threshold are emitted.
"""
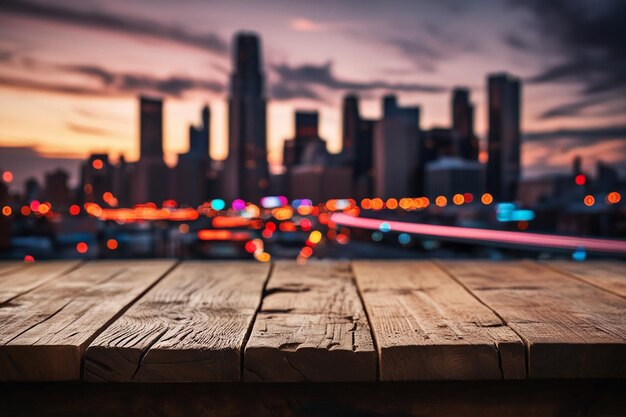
[189,105,210,158]
[341,94,360,160]
[487,73,521,202]
[134,96,169,204]
[223,32,268,202]
[452,88,478,160]
[139,96,163,159]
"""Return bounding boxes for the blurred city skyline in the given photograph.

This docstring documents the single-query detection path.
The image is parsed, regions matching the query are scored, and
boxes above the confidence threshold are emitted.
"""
[1,0,626,190]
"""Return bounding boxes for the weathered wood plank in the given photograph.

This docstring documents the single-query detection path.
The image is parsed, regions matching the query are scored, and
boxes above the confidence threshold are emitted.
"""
[546,261,626,298]
[0,261,22,275]
[0,260,175,381]
[244,261,376,381]
[439,260,626,378]
[353,260,525,381]
[0,261,80,304]
[85,261,270,382]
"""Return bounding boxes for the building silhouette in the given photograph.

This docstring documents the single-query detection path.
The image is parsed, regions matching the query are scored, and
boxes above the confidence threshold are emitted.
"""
[425,157,484,199]
[112,155,133,207]
[81,154,112,204]
[452,88,478,160]
[487,73,521,202]
[223,32,269,202]
[283,111,327,168]
[383,94,420,127]
[341,94,359,161]
[175,105,212,206]
[43,169,71,209]
[133,96,170,204]
[139,96,164,159]
[189,105,210,158]
[373,95,421,198]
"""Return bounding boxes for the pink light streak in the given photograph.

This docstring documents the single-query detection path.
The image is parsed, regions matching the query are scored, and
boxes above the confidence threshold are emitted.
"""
[330,213,626,254]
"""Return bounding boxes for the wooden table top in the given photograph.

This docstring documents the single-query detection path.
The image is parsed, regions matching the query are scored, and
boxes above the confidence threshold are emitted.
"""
[0,259,624,382]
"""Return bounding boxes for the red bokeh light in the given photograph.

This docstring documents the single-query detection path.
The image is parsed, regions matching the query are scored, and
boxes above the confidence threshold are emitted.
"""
[575,174,586,186]
[92,159,104,170]
[76,242,88,254]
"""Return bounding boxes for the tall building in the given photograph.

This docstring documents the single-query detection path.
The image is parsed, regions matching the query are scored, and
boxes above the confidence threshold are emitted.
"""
[418,128,461,195]
[133,96,170,204]
[373,118,418,198]
[487,73,521,202]
[373,95,420,197]
[283,110,333,199]
[175,106,213,206]
[189,105,210,158]
[452,88,478,160]
[283,111,328,167]
[112,155,133,207]
[140,96,164,159]
[223,32,269,202]
[81,154,112,204]
[382,94,420,127]
[43,169,71,209]
[341,94,360,160]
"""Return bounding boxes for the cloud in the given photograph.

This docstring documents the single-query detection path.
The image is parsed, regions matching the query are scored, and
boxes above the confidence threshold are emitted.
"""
[270,83,324,102]
[524,124,626,143]
[64,64,225,97]
[386,37,442,72]
[0,62,225,98]
[272,61,445,96]
[0,0,228,56]
[521,124,626,178]
[66,122,116,137]
[384,22,477,72]
[537,96,625,120]
[514,0,626,119]
[290,18,327,32]
[0,75,110,97]
[523,138,626,178]
[502,33,533,52]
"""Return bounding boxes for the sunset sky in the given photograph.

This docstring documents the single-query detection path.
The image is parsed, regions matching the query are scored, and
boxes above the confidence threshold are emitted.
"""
[0,0,625,189]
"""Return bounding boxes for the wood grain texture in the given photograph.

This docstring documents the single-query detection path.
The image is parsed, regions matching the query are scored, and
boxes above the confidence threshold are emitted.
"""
[440,260,626,378]
[353,260,525,381]
[85,261,270,382]
[0,260,175,381]
[0,261,80,303]
[244,261,376,382]
[0,261,22,275]
[546,261,626,298]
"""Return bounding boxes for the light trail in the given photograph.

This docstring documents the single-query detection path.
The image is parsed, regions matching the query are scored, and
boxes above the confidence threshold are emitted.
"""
[330,213,626,254]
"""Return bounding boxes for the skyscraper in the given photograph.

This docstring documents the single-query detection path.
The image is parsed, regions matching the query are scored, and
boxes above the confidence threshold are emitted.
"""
[383,94,420,127]
[487,73,521,202]
[133,96,170,204]
[175,106,213,206]
[189,105,210,158]
[452,88,478,160]
[342,93,374,198]
[140,96,163,159]
[283,111,327,168]
[223,32,269,202]
[342,94,360,160]
[375,95,420,197]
